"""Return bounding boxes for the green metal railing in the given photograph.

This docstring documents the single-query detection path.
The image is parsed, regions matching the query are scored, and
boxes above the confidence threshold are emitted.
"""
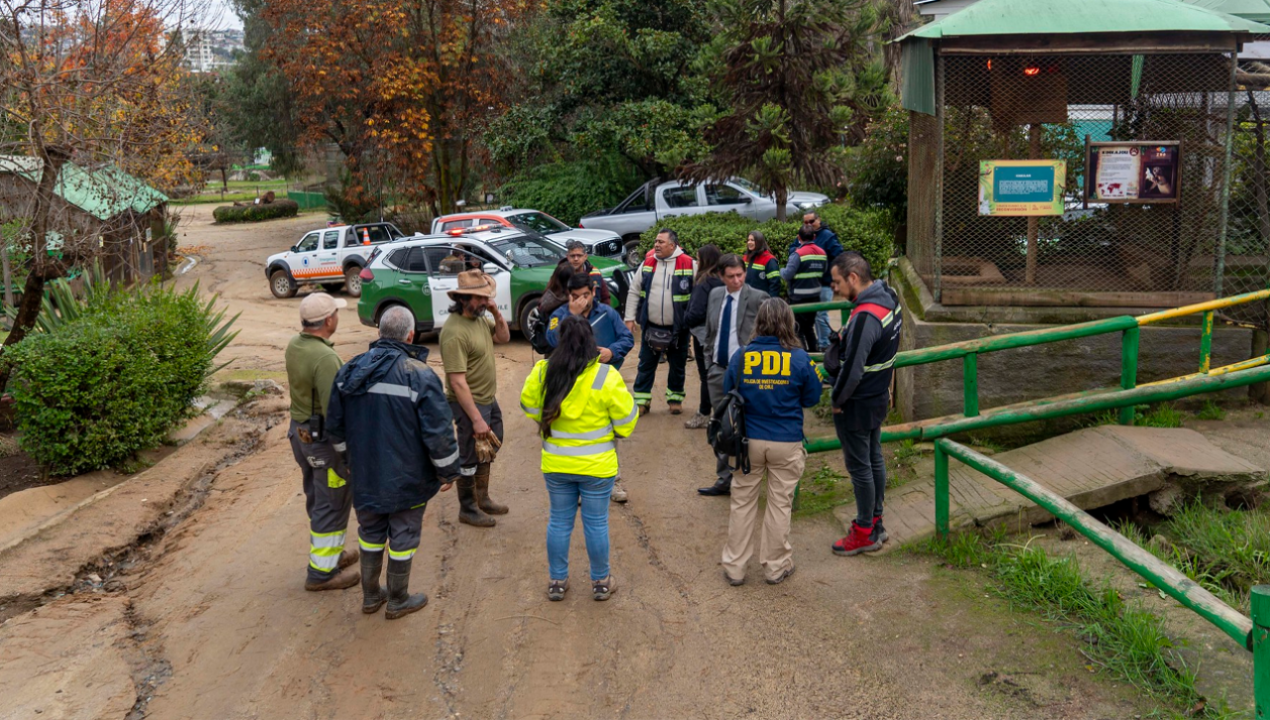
[796,287,1270,454]
[934,438,1269,714]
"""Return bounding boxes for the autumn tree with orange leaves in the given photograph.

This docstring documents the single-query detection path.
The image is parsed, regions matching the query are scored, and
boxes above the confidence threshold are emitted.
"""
[0,0,208,384]
[261,0,531,217]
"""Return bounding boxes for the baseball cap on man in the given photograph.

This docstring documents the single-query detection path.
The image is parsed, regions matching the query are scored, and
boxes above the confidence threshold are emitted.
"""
[299,292,347,323]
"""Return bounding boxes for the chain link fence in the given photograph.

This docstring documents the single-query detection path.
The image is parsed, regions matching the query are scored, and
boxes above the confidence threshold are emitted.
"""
[922,52,1238,310]
[1222,61,1270,332]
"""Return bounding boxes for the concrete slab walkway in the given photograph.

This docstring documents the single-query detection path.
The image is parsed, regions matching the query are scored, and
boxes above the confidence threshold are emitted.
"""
[840,425,1266,546]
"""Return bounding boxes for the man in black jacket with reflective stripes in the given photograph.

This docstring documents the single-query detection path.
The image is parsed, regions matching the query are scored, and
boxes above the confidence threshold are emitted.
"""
[825,253,902,558]
[326,306,462,620]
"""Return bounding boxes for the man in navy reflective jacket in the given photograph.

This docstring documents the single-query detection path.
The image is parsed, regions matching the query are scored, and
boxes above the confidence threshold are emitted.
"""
[327,306,462,620]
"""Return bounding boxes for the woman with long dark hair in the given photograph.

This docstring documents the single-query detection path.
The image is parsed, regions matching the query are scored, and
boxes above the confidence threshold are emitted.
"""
[682,244,724,429]
[743,231,781,297]
[520,315,639,602]
[540,262,575,318]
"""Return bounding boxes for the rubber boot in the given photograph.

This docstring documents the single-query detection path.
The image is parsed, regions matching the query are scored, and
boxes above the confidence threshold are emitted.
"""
[458,477,496,527]
[384,558,428,620]
[360,550,386,614]
[474,463,508,515]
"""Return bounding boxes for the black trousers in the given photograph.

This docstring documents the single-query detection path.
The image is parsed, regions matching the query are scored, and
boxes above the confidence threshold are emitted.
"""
[632,326,689,407]
[793,301,820,353]
[692,336,711,415]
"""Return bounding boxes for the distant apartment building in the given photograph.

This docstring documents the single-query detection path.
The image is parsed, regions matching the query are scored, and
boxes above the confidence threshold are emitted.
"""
[180,27,244,73]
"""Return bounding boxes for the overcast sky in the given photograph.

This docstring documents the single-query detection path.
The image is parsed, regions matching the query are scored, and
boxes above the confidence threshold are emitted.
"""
[207,0,242,30]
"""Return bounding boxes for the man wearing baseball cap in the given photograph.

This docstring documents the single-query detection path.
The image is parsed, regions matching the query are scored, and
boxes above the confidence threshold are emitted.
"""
[285,292,360,591]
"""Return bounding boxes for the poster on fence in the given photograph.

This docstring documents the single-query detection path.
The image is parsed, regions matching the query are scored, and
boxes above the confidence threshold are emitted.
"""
[978,160,1067,216]
[1084,142,1180,204]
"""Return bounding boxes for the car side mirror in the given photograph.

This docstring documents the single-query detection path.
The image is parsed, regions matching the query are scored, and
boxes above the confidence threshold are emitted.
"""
[741,196,753,204]
[483,262,503,275]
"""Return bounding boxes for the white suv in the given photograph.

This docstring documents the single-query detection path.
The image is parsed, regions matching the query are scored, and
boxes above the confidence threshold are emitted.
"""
[431,208,625,261]
[264,222,405,298]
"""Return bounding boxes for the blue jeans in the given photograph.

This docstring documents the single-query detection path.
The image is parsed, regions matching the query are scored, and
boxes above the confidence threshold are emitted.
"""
[544,473,614,581]
[816,286,833,349]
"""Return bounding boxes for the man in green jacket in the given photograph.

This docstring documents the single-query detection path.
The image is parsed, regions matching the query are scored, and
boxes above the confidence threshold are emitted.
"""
[285,292,359,591]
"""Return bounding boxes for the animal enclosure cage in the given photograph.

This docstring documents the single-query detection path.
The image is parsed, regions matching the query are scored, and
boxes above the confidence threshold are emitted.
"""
[908,48,1244,310]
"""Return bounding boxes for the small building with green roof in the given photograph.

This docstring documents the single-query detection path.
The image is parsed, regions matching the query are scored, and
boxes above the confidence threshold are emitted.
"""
[0,156,169,287]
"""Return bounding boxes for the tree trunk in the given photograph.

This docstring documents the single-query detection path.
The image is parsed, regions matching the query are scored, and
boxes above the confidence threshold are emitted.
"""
[1,242,12,310]
[0,146,71,392]
[775,185,788,222]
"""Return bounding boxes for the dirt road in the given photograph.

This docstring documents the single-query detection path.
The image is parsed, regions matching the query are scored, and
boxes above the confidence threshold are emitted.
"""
[0,206,1149,719]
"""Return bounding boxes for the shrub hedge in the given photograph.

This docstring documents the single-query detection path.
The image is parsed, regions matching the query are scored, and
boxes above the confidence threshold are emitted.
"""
[213,198,300,223]
[5,283,237,476]
[498,157,643,227]
[635,203,894,276]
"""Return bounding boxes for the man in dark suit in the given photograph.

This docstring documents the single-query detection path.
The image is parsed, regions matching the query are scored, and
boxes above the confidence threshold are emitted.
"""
[699,253,766,497]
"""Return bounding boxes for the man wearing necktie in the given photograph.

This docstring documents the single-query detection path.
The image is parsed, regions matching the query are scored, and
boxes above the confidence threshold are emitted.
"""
[699,254,765,497]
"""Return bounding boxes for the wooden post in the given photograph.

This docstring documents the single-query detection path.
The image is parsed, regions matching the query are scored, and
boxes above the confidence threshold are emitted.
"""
[1025,123,1042,285]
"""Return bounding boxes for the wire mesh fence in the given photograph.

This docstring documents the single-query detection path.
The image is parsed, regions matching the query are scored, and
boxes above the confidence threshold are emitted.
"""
[922,52,1239,310]
[1223,63,1270,331]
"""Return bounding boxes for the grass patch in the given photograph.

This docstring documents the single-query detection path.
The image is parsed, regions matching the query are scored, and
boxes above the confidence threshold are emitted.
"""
[0,435,19,458]
[172,179,294,206]
[886,438,923,486]
[1089,403,1185,429]
[924,531,1225,717]
[1195,400,1226,421]
[794,462,851,517]
[1120,500,1270,614]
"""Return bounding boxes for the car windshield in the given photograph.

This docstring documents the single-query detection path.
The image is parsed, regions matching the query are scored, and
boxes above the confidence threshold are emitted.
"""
[486,235,564,268]
[506,212,570,234]
[729,178,764,196]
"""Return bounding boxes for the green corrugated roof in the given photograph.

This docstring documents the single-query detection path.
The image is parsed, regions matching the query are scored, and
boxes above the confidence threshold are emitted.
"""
[0,155,167,221]
[901,0,1270,39]
[1183,0,1270,23]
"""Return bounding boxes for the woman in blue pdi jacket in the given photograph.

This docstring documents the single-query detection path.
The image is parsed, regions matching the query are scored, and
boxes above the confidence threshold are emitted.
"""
[720,298,823,587]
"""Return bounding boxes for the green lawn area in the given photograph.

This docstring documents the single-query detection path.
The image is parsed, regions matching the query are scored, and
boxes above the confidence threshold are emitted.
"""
[172,178,295,206]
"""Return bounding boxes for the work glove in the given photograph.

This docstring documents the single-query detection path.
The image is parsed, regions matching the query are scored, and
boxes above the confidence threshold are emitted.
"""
[474,433,502,464]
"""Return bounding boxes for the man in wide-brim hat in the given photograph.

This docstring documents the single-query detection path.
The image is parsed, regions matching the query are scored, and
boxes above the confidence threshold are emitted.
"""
[439,270,511,527]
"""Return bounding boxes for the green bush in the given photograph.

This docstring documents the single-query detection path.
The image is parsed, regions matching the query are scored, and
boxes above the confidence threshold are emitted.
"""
[4,283,237,475]
[635,203,893,277]
[212,198,300,223]
[498,156,643,227]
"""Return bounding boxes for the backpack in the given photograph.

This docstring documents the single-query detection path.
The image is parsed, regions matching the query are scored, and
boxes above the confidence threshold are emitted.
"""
[529,309,554,357]
[707,389,750,475]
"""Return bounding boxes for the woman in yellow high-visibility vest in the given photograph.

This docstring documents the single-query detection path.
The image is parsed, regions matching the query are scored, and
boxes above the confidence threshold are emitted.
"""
[521,315,639,602]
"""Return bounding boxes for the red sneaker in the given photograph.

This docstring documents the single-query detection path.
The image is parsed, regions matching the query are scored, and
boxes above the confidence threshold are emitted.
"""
[832,520,882,556]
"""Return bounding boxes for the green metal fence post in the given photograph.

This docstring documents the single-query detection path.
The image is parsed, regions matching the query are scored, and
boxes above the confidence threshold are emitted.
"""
[1119,326,1140,425]
[1200,310,1214,374]
[1254,585,1270,718]
[934,440,949,540]
[963,353,979,417]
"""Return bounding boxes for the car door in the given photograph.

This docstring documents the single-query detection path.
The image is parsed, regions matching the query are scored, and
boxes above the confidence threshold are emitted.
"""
[383,246,433,323]
[425,245,513,329]
[704,182,758,220]
[315,229,341,279]
[289,231,322,280]
[658,183,711,220]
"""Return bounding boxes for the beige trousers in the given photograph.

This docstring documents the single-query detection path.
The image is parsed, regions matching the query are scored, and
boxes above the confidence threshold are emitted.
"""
[721,439,806,583]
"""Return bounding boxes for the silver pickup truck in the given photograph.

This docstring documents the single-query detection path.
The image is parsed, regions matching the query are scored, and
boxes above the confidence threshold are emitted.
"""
[579,177,830,266]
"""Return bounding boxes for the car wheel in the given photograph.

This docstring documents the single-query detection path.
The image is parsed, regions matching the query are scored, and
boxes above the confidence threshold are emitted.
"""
[519,296,540,341]
[344,266,363,298]
[270,269,297,299]
[623,240,643,269]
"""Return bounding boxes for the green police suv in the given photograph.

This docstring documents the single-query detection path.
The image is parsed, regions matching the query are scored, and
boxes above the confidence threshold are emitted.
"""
[356,226,628,337]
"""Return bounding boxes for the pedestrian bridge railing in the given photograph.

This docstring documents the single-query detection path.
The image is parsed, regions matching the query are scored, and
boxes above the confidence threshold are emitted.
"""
[933,438,1270,714]
[793,287,1270,453]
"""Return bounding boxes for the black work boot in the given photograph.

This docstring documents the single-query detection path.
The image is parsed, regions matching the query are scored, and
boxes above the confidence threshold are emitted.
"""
[697,477,732,496]
[458,476,496,527]
[384,558,428,620]
[361,550,386,614]
[474,463,508,515]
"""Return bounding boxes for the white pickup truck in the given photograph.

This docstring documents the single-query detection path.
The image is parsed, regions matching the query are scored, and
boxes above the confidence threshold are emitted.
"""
[264,222,406,299]
[579,178,830,266]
